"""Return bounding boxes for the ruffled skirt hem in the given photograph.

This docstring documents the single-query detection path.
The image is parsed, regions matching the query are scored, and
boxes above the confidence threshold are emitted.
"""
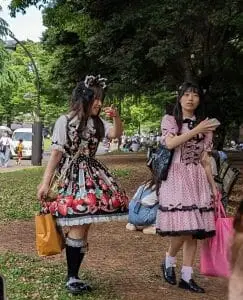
[56,213,128,227]
[156,228,215,240]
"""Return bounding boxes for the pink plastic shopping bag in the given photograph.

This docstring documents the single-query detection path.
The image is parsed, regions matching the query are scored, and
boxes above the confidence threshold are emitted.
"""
[200,193,233,278]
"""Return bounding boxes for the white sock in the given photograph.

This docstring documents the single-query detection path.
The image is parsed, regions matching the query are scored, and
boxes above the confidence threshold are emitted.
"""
[181,266,193,282]
[165,252,176,268]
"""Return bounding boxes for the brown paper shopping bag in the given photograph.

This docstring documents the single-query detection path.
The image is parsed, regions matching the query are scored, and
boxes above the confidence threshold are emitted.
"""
[35,213,65,256]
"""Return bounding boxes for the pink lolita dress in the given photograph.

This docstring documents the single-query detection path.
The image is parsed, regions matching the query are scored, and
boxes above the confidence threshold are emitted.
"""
[156,114,215,239]
[42,114,128,226]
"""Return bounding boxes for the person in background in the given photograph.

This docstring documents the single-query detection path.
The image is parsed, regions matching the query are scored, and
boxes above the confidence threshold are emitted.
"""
[218,150,228,162]
[0,132,12,168]
[228,200,243,300]
[126,171,158,235]
[15,139,24,166]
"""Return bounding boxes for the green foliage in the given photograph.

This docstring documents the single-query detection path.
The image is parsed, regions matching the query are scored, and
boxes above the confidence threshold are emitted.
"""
[0,40,67,126]
[0,253,120,299]
[7,0,243,143]
[0,16,9,37]
[43,137,52,151]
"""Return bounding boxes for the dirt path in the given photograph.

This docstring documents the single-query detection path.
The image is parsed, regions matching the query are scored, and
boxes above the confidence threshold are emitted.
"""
[0,153,242,300]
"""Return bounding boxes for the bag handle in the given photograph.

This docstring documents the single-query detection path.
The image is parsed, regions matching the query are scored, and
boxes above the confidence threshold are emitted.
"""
[215,191,226,218]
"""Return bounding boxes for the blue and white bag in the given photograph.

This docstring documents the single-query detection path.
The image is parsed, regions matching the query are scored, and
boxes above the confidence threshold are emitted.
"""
[128,184,158,226]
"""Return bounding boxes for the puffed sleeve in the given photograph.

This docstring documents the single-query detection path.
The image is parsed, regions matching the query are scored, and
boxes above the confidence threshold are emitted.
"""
[204,132,213,152]
[51,115,67,152]
[100,117,112,137]
[160,114,178,145]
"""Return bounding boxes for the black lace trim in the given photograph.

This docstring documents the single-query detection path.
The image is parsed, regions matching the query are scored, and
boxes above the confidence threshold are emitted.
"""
[158,204,214,213]
[156,228,215,240]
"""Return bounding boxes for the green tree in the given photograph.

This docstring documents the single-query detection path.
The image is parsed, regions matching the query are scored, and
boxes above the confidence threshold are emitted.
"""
[0,40,66,126]
[8,0,243,145]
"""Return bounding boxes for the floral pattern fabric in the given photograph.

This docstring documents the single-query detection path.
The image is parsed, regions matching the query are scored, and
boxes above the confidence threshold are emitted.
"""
[43,115,128,226]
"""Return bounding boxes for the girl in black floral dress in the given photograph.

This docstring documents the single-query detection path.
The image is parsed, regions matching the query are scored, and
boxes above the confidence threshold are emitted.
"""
[37,75,128,295]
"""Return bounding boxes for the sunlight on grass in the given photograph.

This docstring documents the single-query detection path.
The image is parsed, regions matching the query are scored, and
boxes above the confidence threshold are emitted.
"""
[43,138,52,152]
[110,168,131,178]
[0,168,44,221]
[0,253,120,300]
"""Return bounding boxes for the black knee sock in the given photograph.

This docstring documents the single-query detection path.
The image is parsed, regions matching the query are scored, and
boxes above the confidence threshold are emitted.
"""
[66,237,85,279]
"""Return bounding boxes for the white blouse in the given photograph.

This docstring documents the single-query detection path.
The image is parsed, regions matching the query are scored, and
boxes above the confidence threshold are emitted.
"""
[51,115,112,152]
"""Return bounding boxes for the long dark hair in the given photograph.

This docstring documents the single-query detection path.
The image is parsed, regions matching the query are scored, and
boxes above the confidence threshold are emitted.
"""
[146,165,161,195]
[69,79,106,141]
[173,81,205,132]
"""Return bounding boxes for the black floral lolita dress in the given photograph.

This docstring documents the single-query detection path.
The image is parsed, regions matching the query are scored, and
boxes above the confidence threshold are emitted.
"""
[43,115,128,227]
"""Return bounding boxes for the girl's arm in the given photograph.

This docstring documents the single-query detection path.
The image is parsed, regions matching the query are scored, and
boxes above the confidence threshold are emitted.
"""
[108,115,123,139]
[103,106,123,139]
[41,150,63,186]
[201,151,218,198]
[37,150,63,201]
[165,119,218,150]
[165,129,200,149]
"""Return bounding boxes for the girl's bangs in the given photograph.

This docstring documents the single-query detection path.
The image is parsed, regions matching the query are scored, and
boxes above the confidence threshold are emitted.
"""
[93,87,105,102]
[184,86,200,95]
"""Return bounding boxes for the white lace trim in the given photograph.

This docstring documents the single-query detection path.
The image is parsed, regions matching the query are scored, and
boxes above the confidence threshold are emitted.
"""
[56,214,128,227]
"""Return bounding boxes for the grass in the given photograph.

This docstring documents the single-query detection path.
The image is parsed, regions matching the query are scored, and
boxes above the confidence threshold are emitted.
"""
[110,168,131,178]
[0,165,130,299]
[0,168,44,220]
[0,253,120,300]
[43,138,52,152]
[0,167,131,221]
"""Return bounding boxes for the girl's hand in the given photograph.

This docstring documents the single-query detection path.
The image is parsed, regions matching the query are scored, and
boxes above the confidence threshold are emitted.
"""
[37,183,49,202]
[103,104,118,118]
[194,119,218,134]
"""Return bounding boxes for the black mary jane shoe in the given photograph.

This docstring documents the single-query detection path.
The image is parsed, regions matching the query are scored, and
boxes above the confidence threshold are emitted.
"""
[66,278,92,295]
[161,261,177,285]
[178,278,205,293]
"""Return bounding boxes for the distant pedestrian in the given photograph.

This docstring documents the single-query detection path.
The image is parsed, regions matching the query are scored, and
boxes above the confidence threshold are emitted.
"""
[218,150,227,161]
[15,139,24,165]
[0,132,12,168]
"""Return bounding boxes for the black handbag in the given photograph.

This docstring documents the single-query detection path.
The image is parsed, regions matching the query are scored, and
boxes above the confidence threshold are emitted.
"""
[147,144,174,181]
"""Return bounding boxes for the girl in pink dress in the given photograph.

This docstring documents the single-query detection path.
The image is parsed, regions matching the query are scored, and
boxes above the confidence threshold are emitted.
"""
[156,82,218,293]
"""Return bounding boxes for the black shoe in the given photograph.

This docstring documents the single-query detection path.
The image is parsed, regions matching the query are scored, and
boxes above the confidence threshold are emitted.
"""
[66,277,92,295]
[178,278,205,293]
[161,261,177,285]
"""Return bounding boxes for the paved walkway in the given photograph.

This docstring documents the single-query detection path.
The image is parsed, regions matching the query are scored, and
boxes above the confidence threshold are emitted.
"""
[0,144,119,173]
